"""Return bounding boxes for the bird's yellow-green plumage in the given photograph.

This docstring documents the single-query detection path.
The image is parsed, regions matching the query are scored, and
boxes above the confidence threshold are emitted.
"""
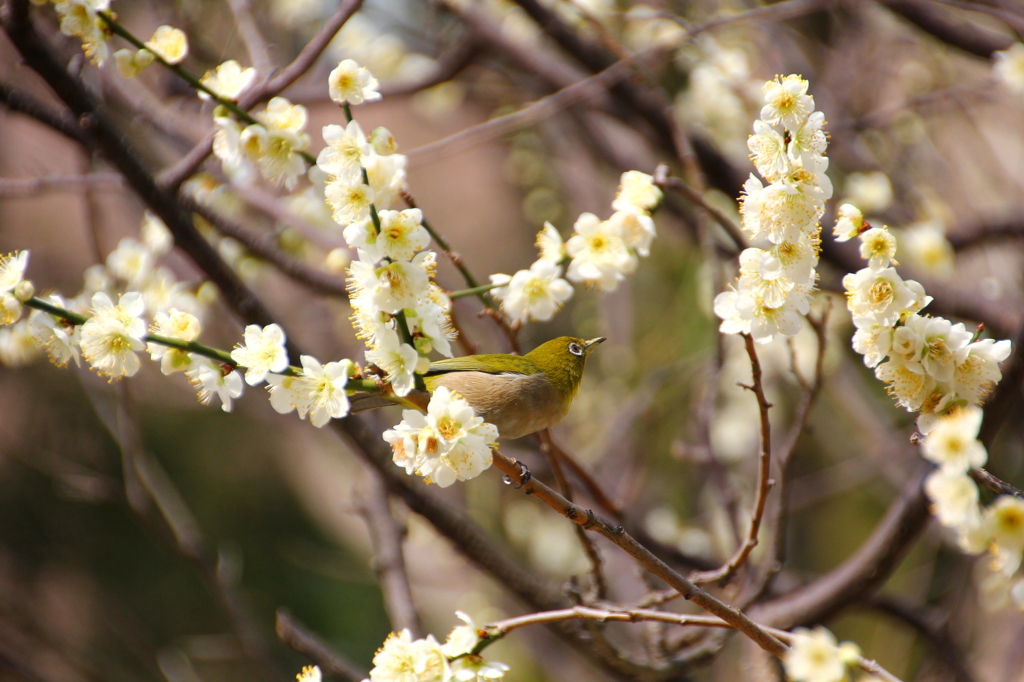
[353,336,605,439]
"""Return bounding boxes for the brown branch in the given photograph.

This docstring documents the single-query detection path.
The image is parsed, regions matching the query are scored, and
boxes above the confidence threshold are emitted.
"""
[275,610,367,682]
[881,0,1014,58]
[0,80,89,145]
[691,334,774,587]
[540,433,623,519]
[379,38,481,98]
[361,472,423,637]
[490,450,788,658]
[652,166,746,250]
[868,596,978,682]
[749,474,931,629]
[182,195,351,298]
[970,467,1024,500]
[539,429,608,601]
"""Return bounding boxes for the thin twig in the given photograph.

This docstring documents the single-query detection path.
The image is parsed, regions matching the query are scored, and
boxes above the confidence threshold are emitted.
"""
[539,430,608,601]
[227,0,273,72]
[0,173,123,197]
[691,334,773,586]
[652,166,746,250]
[490,450,788,658]
[275,610,367,682]
[361,472,423,637]
[970,467,1024,499]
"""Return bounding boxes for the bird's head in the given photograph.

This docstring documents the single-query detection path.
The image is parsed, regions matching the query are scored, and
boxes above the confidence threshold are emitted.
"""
[524,336,606,399]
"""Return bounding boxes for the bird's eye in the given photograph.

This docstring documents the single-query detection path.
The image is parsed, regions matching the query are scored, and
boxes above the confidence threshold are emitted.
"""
[568,342,583,356]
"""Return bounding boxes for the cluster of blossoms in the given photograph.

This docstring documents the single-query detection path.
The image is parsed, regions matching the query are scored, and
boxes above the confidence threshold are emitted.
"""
[839,205,1011,434]
[919,408,1024,610]
[714,75,832,343]
[114,24,189,77]
[360,611,508,682]
[782,626,865,682]
[49,0,111,65]
[384,387,498,488]
[215,96,312,190]
[488,170,661,325]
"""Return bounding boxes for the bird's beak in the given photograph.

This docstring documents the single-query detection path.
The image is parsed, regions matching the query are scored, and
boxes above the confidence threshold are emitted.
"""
[583,337,607,352]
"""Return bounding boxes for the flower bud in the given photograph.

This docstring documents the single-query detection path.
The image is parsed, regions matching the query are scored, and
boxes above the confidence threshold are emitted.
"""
[114,49,141,78]
[14,280,34,302]
[134,48,155,69]
[369,127,398,155]
[415,354,431,374]
[325,248,350,274]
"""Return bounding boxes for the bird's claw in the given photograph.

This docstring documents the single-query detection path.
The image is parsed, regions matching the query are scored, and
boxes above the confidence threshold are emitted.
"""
[502,460,531,488]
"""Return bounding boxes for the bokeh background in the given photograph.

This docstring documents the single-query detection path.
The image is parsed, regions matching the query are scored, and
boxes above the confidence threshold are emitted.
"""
[2,0,1024,680]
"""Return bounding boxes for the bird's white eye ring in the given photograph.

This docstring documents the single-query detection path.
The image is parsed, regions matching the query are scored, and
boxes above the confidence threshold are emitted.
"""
[569,342,583,356]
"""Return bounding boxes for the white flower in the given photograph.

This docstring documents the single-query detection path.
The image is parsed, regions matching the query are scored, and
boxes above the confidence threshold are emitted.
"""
[611,171,662,213]
[29,295,81,367]
[140,212,174,256]
[55,0,111,65]
[326,179,375,227]
[904,314,971,383]
[874,357,936,412]
[199,60,257,101]
[984,496,1024,553]
[377,209,430,262]
[244,98,311,189]
[290,355,353,427]
[144,25,189,64]
[366,334,420,397]
[328,59,382,105]
[348,253,432,315]
[535,221,566,263]
[213,115,250,179]
[106,237,154,287]
[565,212,636,292]
[350,297,396,349]
[0,321,40,367]
[832,203,863,242]
[921,406,986,472]
[858,227,897,270]
[783,626,857,682]
[364,152,408,210]
[490,259,574,324]
[851,316,893,368]
[80,291,147,378]
[317,120,370,185]
[406,300,455,358]
[844,172,892,214]
[738,248,794,309]
[901,221,954,278]
[230,323,289,386]
[368,630,449,682]
[747,120,790,182]
[442,611,480,658]
[0,251,30,295]
[451,657,509,682]
[187,358,244,412]
[954,338,1012,405]
[740,172,825,244]
[925,469,981,531]
[712,288,751,336]
[994,42,1024,94]
[369,127,398,155]
[606,209,656,257]
[147,309,201,375]
[788,111,827,167]
[295,666,321,682]
[760,75,814,130]
[842,266,917,327]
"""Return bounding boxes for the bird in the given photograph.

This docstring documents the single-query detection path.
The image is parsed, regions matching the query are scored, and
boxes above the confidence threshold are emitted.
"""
[352,336,606,439]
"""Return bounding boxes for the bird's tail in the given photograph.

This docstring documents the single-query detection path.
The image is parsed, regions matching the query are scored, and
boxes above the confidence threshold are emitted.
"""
[348,390,431,414]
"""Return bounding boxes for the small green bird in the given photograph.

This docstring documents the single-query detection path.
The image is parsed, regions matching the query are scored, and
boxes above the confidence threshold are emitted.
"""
[354,336,606,439]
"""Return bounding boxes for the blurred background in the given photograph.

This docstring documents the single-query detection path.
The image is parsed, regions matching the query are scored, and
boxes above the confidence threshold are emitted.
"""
[2,0,1024,680]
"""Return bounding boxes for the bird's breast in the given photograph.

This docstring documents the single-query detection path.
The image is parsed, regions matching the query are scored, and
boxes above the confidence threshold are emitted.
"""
[428,371,569,440]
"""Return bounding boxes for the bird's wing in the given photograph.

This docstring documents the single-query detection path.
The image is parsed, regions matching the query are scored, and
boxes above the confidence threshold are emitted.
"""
[426,354,538,376]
